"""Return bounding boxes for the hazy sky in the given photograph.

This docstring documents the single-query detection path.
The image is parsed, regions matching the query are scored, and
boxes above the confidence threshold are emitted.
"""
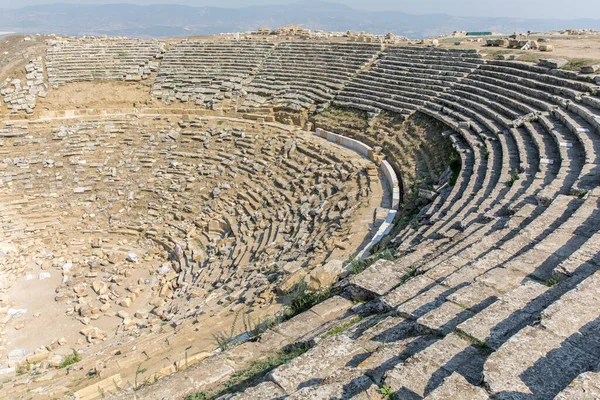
[0,0,598,20]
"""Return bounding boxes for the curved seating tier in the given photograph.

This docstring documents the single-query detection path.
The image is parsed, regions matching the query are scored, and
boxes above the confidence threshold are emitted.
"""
[199,53,600,400]
[3,39,600,400]
[46,39,164,86]
[241,41,381,112]
[153,40,275,109]
[334,46,484,116]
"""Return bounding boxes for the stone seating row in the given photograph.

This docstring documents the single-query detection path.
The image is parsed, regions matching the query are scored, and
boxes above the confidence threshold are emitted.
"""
[153,40,275,108]
[217,58,600,399]
[241,41,381,113]
[333,46,483,116]
[46,39,164,86]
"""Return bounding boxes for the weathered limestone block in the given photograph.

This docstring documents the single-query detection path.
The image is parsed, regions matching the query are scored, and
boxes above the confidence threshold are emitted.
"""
[385,333,483,398]
[286,368,379,399]
[484,326,597,399]
[269,335,367,394]
[581,64,600,74]
[555,370,600,400]
[347,259,413,300]
[229,381,286,399]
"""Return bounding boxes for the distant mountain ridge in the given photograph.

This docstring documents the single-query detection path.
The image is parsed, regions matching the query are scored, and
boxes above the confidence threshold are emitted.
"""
[1,1,599,38]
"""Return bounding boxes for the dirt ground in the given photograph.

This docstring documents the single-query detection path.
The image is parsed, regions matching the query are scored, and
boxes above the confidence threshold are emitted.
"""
[439,35,600,67]
[37,80,157,110]
[0,35,48,82]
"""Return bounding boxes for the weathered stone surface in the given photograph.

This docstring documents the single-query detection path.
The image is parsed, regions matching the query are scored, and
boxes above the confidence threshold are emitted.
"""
[540,58,568,69]
[417,301,475,334]
[424,372,489,400]
[555,370,600,399]
[385,333,482,397]
[229,381,286,399]
[310,295,354,320]
[484,326,597,399]
[457,280,549,348]
[347,259,412,300]
[269,335,367,394]
[580,64,600,74]
[381,275,438,309]
[286,368,379,399]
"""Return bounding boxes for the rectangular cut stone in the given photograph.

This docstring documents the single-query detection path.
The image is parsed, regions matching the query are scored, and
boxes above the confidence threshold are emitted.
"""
[555,371,600,399]
[424,372,489,400]
[458,281,549,349]
[309,295,353,320]
[446,282,500,311]
[396,284,450,319]
[417,301,475,334]
[484,326,597,399]
[269,335,366,394]
[475,267,528,294]
[347,259,413,299]
[355,316,417,352]
[272,310,324,340]
[423,259,460,283]
[540,271,600,356]
[230,381,286,399]
[381,275,438,309]
[385,333,480,397]
[441,258,496,289]
[75,374,123,399]
[287,370,378,399]
[503,247,563,281]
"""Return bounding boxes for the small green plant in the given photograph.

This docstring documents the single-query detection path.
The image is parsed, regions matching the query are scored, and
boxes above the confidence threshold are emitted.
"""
[483,147,490,160]
[186,392,208,400]
[505,169,520,187]
[286,279,333,317]
[569,189,588,199]
[322,317,363,339]
[134,363,148,391]
[448,151,461,186]
[379,386,394,397]
[217,120,224,126]
[212,308,243,350]
[59,349,81,368]
[189,343,311,399]
[454,330,491,350]
[546,277,561,287]
[398,265,421,286]
[16,362,31,375]
[118,52,127,57]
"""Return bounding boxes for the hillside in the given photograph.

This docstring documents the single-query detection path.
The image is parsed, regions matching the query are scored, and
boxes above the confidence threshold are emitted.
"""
[0,1,600,38]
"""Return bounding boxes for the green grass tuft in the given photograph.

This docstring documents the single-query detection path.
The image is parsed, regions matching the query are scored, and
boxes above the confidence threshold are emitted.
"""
[59,349,81,369]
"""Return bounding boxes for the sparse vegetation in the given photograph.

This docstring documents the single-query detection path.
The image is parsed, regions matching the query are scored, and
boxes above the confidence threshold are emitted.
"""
[563,58,598,71]
[454,329,491,350]
[322,316,363,339]
[505,169,520,187]
[569,189,588,198]
[398,264,422,286]
[59,349,81,369]
[186,343,311,399]
[546,277,561,287]
[212,308,243,350]
[347,248,395,275]
[379,386,394,398]
[134,363,148,391]
[449,151,461,186]
[287,278,334,317]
